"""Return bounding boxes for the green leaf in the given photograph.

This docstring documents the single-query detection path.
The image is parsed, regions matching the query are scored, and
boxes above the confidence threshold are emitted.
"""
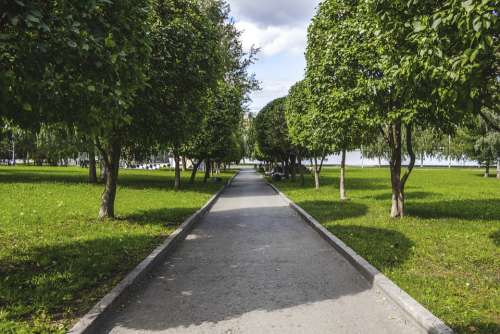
[23,103,32,112]
[104,34,116,48]
[413,21,426,32]
[431,18,442,30]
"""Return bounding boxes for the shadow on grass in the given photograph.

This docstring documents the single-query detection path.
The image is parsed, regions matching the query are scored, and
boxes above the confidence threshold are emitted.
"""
[452,321,500,334]
[489,230,500,246]
[123,207,199,226]
[0,235,164,324]
[407,199,500,221]
[325,225,415,271]
[0,168,228,194]
[364,191,442,201]
[281,175,388,191]
[296,200,369,222]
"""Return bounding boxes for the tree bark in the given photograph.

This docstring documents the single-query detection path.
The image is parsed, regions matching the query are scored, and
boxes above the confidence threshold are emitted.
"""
[284,159,289,179]
[189,160,202,184]
[100,158,107,183]
[340,148,347,200]
[388,122,416,218]
[97,138,121,219]
[88,145,97,184]
[484,160,490,178]
[497,158,500,179]
[174,151,181,190]
[298,155,305,186]
[204,159,211,183]
[182,156,187,172]
[290,155,297,181]
[313,156,325,190]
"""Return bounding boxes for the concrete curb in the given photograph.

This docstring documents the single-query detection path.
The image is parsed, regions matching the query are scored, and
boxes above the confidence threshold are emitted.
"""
[68,171,240,334]
[266,181,454,334]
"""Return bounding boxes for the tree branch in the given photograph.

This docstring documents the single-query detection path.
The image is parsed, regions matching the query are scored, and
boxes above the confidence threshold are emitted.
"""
[479,109,500,132]
[401,124,416,192]
[94,136,110,167]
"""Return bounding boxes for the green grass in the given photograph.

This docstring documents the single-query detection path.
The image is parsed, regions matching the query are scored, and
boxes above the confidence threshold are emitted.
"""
[271,167,499,334]
[0,166,234,333]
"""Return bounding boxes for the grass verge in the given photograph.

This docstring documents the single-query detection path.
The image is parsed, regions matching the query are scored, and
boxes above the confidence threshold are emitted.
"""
[271,167,499,334]
[0,166,234,333]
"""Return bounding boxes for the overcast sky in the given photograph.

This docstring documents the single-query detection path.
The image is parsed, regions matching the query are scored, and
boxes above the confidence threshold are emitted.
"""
[226,0,321,114]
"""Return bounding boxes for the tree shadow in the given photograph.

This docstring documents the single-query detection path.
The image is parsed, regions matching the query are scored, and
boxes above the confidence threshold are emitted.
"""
[0,235,163,326]
[96,202,417,333]
[489,230,500,246]
[0,168,229,194]
[407,199,500,221]
[451,321,500,334]
[365,191,442,201]
[287,175,389,191]
[295,200,369,222]
[324,225,415,272]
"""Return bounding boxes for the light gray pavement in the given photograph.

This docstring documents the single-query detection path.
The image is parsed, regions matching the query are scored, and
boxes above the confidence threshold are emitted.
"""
[99,169,422,334]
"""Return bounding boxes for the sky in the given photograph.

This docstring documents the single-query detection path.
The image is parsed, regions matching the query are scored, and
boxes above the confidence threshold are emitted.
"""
[226,0,322,114]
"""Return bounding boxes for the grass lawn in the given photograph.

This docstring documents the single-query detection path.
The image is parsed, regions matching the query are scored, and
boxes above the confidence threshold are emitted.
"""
[0,166,234,333]
[271,167,499,334]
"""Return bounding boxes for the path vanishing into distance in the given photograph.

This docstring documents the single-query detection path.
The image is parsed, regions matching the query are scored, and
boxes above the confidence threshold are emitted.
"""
[99,169,422,334]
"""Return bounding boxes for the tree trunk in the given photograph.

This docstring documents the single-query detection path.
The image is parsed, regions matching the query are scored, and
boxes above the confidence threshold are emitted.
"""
[284,159,290,179]
[484,160,490,178]
[420,152,424,168]
[98,139,121,219]
[100,158,107,183]
[204,159,211,183]
[11,136,15,166]
[88,145,97,184]
[313,157,320,189]
[497,158,500,179]
[388,122,416,218]
[298,156,305,186]
[290,155,297,182]
[182,156,187,172]
[189,160,202,184]
[174,151,181,190]
[340,148,347,200]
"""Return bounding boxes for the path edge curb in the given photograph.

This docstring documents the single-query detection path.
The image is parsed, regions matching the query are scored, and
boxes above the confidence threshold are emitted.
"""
[68,171,240,334]
[266,180,454,334]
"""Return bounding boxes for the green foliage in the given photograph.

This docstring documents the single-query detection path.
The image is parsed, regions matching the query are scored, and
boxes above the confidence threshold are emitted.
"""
[285,80,331,158]
[0,166,235,332]
[253,97,293,162]
[272,167,500,334]
[306,1,371,152]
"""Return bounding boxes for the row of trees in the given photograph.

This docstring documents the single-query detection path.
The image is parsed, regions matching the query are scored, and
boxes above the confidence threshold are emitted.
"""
[250,0,498,218]
[1,0,257,218]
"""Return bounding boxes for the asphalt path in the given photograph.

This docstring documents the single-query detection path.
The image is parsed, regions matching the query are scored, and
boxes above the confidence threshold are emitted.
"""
[99,169,421,334]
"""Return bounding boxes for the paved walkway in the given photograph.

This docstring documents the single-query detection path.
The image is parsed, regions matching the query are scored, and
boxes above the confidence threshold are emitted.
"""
[99,170,421,334]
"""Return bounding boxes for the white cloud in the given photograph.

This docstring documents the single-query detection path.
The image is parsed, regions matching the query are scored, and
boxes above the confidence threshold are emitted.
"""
[226,0,321,111]
[228,0,318,27]
[250,80,295,112]
[235,21,307,56]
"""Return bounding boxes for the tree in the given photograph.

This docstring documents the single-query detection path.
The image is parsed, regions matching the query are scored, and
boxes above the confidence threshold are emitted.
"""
[306,2,373,199]
[285,80,331,189]
[408,0,499,131]
[461,112,500,178]
[254,97,298,178]
[413,128,443,167]
[3,0,155,218]
[307,0,482,217]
